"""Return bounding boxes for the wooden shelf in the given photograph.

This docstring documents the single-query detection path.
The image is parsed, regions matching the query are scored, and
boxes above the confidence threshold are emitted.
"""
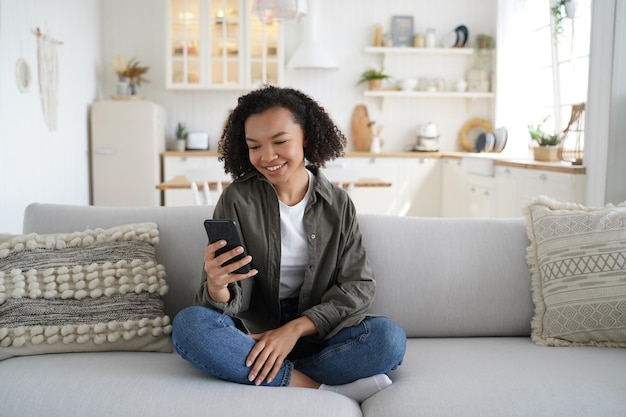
[363,90,494,99]
[364,47,478,56]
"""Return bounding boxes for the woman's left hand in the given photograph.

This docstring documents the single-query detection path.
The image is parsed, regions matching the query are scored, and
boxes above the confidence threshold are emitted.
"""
[246,316,316,385]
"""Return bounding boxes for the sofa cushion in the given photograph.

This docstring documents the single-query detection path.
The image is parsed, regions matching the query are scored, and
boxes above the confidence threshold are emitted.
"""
[0,352,362,417]
[363,337,626,417]
[525,196,626,347]
[0,223,172,361]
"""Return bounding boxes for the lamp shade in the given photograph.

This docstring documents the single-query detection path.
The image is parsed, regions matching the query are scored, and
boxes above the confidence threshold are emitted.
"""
[253,0,307,22]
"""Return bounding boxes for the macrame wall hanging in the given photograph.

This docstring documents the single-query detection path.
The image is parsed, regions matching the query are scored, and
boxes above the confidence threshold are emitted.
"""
[33,28,63,132]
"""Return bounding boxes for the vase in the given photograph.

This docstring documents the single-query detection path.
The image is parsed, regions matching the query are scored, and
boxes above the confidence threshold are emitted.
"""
[425,28,436,48]
[533,146,560,162]
[116,77,129,96]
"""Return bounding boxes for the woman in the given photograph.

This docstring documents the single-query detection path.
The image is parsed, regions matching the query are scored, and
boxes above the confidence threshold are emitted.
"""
[172,86,406,402]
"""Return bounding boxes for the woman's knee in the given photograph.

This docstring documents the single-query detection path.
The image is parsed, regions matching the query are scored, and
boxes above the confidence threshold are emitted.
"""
[367,317,406,365]
[172,306,222,344]
[174,305,218,326]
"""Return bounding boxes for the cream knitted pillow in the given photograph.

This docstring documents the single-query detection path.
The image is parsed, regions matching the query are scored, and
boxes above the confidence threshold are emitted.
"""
[0,223,172,360]
[525,196,626,347]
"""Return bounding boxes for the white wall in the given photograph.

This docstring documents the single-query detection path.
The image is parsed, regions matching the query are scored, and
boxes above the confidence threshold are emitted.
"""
[0,0,622,233]
[0,0,102,233]
[100,0,496,152]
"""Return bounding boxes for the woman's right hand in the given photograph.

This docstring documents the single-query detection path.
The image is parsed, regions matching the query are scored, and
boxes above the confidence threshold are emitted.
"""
[204,240,257,303]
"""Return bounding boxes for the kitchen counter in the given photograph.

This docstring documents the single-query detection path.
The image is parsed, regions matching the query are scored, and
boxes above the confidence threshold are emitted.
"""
[163,151,585,174]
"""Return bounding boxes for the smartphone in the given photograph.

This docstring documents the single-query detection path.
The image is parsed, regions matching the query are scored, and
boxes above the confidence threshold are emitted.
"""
[203,219,250,274]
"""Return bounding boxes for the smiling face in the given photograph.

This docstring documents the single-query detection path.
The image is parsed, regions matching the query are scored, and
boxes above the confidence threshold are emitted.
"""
[244,106,309,201]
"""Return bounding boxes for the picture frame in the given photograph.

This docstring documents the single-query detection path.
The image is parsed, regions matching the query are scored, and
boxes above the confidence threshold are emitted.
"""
[391,16,414,47]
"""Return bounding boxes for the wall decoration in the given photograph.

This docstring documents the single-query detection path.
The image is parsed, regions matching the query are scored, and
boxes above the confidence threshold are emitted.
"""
[33,28,63,132]
[391,16,414,47]
[15,58,32,93]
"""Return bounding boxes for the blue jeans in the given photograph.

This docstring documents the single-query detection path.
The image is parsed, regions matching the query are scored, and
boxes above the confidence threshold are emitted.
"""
[172,304,406,387]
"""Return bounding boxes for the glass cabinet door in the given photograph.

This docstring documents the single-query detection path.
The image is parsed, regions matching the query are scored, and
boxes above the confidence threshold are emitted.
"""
[169,0,201,85]
[209,0,241,86]
[167,0,282,90]
[247,0,281,87]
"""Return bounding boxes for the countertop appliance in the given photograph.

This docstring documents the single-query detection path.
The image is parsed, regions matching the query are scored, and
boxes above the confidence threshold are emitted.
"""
[186,132,209,150]
[409,122,440,152]
[90,100,165,206]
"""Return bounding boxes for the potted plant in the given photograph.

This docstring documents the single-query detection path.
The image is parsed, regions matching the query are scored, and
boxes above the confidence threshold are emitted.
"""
[175,122,187,152]
[357,68,390,90]
[528,116,561,161]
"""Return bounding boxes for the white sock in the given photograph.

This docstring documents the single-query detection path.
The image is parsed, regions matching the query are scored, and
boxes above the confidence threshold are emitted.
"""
[318,374,392,402]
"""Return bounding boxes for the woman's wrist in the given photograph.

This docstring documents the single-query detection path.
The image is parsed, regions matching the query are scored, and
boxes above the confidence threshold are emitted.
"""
[286,316,317,338]
[208,283,230,303]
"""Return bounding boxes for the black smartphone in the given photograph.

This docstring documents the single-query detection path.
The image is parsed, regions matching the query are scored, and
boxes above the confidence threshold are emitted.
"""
[203,219,250,274]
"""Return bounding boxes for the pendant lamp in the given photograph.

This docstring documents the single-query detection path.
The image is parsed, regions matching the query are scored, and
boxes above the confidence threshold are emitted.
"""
[253,0,307,22]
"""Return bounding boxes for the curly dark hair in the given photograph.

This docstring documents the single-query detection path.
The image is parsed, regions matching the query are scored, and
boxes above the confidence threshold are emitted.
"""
[218,85,347,178]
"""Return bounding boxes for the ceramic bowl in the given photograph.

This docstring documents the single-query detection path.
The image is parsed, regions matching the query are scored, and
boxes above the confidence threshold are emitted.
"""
[399,79,417,91]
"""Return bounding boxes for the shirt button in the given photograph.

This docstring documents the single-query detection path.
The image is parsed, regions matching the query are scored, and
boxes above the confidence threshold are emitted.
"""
[310,233,316,240]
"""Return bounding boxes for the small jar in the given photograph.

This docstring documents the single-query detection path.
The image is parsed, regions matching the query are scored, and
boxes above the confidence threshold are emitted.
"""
[425,28,436,48]
[382,33,392,47]
[413,33,425,48]
[434,77,446,92]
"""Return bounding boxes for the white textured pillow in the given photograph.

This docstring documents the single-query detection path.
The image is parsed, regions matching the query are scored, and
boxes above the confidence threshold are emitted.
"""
[525,196,626,347]
[0,223,172,360]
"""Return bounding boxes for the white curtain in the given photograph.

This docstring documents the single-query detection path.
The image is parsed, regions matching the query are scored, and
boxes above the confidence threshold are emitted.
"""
[496,0,545,156]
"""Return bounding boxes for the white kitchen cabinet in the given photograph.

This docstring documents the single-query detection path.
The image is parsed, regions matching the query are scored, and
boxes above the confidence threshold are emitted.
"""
[495,166,586,217]
[466,173,496,218]
[441,157,470,217]
[494,166,518,217]
[162,153,587,218]
[331,156,440,216]
[166,0,283,90]
[404,157,441,217]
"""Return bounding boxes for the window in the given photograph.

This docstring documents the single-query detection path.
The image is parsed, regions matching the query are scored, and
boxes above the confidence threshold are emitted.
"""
[496,0,592,156]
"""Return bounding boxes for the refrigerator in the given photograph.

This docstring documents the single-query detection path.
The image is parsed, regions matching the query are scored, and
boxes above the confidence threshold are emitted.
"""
[90,100,165,206]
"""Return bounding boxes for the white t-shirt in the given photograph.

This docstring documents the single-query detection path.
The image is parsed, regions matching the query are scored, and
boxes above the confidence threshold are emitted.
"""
[278,170,314,299]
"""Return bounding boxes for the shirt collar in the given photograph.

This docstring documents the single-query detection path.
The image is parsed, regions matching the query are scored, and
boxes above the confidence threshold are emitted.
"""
[237,167,335,205]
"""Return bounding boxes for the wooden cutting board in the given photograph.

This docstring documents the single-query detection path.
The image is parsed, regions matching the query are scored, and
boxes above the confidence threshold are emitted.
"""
[351,104,372,151]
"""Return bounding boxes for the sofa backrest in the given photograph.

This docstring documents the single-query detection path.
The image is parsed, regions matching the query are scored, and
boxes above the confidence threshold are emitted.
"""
[23,204,533,337]
[358,214,533,337]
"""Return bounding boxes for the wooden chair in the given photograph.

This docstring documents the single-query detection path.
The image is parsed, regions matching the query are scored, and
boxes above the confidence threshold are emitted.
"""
[321,160,360,195]
[184,168,230,205]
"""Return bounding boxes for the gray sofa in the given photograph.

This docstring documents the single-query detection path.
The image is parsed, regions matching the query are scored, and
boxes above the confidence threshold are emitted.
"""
[0,203,624,417]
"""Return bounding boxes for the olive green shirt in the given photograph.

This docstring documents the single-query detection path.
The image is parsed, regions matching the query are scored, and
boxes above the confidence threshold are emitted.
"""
[194,167,376,341]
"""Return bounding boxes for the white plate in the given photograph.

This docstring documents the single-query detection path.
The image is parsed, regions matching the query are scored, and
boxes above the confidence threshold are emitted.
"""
[494,127,508,153]
[442,31,458,48]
